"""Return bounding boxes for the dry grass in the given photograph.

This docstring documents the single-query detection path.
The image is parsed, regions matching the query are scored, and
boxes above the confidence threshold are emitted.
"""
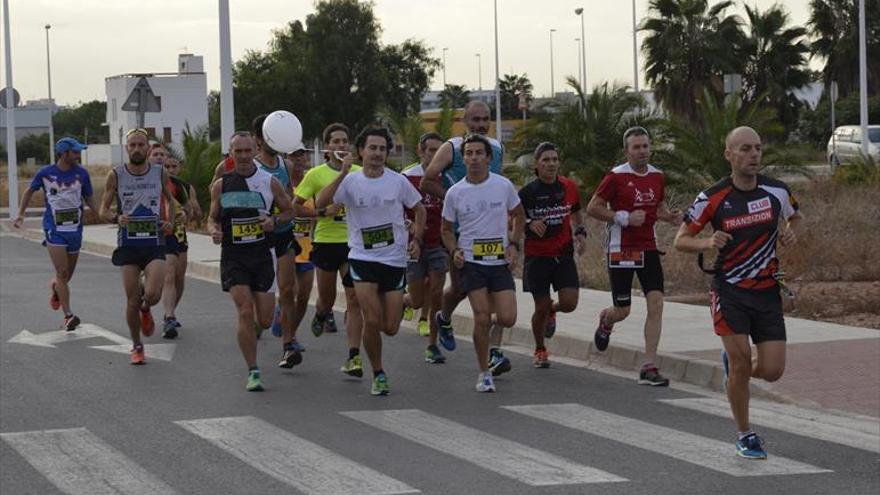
[0,164,112,209]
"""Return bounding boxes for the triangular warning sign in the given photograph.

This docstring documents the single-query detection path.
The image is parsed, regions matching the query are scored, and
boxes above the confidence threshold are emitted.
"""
[121,76,161,113]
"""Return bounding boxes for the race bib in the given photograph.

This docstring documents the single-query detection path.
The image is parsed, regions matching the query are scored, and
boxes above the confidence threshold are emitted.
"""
[53,208,80,228]
[231,216,265,244]
[127,216,158,240]
[608,250,644,268]
[361,223,394,249]
[472,237,504,260]
[333,206,346,223]
[173,222,187,243]
[293,218,312,238]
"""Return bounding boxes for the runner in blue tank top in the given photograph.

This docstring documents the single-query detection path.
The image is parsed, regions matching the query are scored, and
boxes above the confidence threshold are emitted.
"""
[14,137,98,331]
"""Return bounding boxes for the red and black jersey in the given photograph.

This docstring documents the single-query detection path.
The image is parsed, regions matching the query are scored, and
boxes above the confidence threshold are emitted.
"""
[519,175,581,257]
[402,164,444,249]
[684,175,799,290]
[594,163,665,252]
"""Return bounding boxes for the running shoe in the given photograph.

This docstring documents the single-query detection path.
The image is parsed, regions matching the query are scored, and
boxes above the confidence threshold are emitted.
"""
[417,319,430,337]
[324,313,338,333]
[533,348,550,368]
[475,371,496,392]
[49,279,60,311]
[594,308,613,352]
[311,313,324,337]
[341,354,363,378]
[435,311,456,351]
[270,305,282,338]
[130,344,145,365]
[162,317,178,340]
[140,307,155,337]
[638,366,670,386]
[402,305,414,322]
[278,344,303,369]
[735,433,767,460]
[545,312,557,339]
[63,314,80,332]
[424,345,446,364]
[371,372,390,396]
[246,369,264,392]
[488,351,512,377]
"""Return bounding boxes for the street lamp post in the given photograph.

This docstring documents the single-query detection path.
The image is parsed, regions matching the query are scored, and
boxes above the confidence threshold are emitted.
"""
[476,53,482,91]
[575,38,582,93]
[858,0,869,158]
[493,0,502,142]
[218,0,235,154]
[575,7,587,95]
[45,24,54,159]
[549,29,556,98]
[632,0,639,93]
[3,0,18,216]
[442,47,448,88]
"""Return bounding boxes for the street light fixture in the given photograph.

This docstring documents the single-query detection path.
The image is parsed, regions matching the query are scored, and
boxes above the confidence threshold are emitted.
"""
[549,29,556,98]
[574,7,587,95]
[45,23,54,157]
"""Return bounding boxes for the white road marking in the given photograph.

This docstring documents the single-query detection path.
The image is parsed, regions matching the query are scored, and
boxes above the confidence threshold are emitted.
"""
[1,427,176,495]
[504,403,832,477]
[340,408,626,486]
[176,416,417,495]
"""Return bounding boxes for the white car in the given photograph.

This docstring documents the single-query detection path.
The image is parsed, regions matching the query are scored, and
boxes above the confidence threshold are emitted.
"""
[827,125,880,169]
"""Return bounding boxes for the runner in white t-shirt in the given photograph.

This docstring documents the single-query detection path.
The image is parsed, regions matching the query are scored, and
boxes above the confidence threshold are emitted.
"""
[441,134,525,392]
[317,127,426,396]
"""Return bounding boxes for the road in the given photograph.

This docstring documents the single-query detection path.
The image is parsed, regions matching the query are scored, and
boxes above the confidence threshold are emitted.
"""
[1,234,877,495]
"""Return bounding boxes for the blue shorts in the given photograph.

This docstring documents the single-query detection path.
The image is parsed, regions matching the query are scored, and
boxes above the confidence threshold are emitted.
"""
[296,261,315,273]
[43,230,82,253]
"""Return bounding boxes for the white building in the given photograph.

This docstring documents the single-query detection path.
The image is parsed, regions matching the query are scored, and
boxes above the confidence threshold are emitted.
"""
[105,54,208,155]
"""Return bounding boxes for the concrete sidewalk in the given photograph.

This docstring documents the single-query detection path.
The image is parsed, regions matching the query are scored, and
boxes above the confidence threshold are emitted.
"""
[4,221,879,418]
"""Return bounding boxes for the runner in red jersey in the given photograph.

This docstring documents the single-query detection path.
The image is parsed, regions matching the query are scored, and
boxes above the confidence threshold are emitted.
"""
[402,132,449,364]
[586,127,681,386]
[675,126,802,460]
[518,142,588,368]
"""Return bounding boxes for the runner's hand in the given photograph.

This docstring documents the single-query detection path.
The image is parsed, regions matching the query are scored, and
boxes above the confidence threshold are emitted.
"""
[261,215,275,233]
[12,216,23,229]
[629,210,646,227]
[160,220,173,233]
[339,152,355,174]
[210,227,222,245]
[118,214,130,227]
[707,231,732,250]
[325,204,341,218]
[408,240,421,261]
[779,226,797,247]
[453,248,465,269]
[575,236,587,256]
[505,245,519,270]
[529,219,547,237]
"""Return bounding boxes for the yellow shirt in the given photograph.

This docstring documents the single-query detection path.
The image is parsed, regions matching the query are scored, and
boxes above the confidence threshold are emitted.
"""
[294,163,362,243]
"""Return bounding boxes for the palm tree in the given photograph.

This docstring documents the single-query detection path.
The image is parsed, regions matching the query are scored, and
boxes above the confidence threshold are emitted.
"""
[377,107,424,167]
[433,103,456,140]
[499,73,534,119]
[512,78,656,193]
[641,0,745,121]
[809,0,880,98]
[742,4,811,135]
[438,84,471,108]
[175,124,222,218]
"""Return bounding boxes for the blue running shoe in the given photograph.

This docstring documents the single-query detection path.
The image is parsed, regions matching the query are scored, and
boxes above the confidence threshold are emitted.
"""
[435,311,456,351]
[270,305,282,338]
[736,433,767,460]
[425,345,446,364]
[488,352,512,377]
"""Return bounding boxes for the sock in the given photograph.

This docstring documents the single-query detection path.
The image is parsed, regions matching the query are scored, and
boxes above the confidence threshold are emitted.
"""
[489,347,501,358]
[641,362,656,371]
[64,311,73,318]
[315,311,326,322]
[535,346,546,352]
[284,342,295,351]
[737,430,754,441]
[248,365,260,373]
[373,369,385,378]
[438,311,450,324]
[348,347,360,359]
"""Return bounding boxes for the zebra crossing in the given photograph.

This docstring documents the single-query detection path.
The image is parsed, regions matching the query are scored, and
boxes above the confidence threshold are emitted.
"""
[2,397,856,495]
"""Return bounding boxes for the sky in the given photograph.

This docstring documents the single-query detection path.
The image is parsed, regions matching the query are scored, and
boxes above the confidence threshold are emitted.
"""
[1,0,815,106]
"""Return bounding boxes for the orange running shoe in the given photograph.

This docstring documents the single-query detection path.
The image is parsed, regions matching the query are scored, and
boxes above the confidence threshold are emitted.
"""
[533,348,550,368]
[49,279,60,311]
[130,344,145,365]
[140,307,155,337]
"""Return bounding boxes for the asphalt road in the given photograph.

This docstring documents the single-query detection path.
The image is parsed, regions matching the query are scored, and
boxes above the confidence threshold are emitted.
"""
[1,234,877,495]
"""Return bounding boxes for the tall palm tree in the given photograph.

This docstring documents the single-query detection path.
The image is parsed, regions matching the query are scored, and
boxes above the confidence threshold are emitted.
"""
[438,84,471,108]
[641,0,745,121]
[809,0,880,98]
[499,73,534,119]
[742,4,811,134]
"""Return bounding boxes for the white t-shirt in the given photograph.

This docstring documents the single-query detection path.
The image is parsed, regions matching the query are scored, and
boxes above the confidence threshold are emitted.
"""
[442,172,521,266]
[333,168,422,267]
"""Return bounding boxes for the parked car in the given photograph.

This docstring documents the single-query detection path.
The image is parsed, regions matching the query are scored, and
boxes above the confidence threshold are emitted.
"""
[827,125,880,169]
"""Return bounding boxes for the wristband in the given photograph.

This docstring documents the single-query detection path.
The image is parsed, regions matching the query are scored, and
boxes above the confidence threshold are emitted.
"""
[316,207,327,217]
[613,210,630,227]
[574,225,588,237]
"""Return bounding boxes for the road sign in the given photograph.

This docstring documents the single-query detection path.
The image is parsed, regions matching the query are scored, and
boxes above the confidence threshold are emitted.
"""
[0,87,19,108]
[9,323,176,361]
[121,77,161,113]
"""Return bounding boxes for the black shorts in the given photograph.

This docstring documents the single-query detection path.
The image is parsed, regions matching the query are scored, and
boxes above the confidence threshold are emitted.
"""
[523,255,580,297]
[112,246,166,270]
[608,250,664,307]
[311,242,353,287]
[458,262,516,294]
[710,283,786,344]
[221,251,275,293]
[348,259,406,293]
[271,229,302,258]
[164,235,188,255]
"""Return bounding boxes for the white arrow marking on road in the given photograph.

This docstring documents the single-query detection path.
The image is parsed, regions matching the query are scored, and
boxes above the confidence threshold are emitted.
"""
[7,323,176,361]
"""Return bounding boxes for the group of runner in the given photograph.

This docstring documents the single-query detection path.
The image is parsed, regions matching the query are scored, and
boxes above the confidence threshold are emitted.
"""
[14,105,799,459]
